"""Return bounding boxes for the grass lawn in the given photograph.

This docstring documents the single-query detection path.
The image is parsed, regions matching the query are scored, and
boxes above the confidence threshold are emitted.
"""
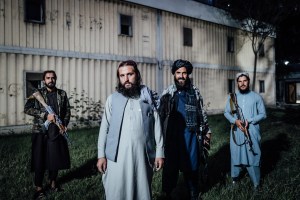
[0,108,299,200]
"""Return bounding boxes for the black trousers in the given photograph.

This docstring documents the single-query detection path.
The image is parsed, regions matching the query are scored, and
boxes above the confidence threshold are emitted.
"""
[162,163,199,195]
[34,169,58,187]
[31,124,70,187]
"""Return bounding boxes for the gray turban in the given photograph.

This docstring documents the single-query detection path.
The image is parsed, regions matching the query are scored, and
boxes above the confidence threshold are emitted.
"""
[171,59,193,75]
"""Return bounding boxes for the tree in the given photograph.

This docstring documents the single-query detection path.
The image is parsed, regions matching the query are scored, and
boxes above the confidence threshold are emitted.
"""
[216,0,298,91]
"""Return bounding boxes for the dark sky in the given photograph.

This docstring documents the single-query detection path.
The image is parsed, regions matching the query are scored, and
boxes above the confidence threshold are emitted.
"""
[276,11,300,64]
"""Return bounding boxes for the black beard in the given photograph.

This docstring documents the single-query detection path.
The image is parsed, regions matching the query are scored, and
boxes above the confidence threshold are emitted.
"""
[174,77,191,91]
[239,87,250,94]
[45,82,56,90]
[117,82,141,98]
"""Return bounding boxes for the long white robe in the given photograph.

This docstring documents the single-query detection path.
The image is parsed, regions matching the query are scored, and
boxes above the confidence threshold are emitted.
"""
[99,96,163,200]
[224,91,266,166]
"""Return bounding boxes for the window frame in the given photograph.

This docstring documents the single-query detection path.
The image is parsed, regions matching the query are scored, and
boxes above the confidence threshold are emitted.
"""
[24,72,44,98]
[119,14,133,37]
[228,79,235,94]
[24,0,45,24]
[227,36,234,53]
[183,27,193,47]
[259,80,265,93]
[259,42,265,57]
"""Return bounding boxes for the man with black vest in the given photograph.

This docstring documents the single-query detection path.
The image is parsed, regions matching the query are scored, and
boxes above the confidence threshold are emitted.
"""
[96,60,164,200]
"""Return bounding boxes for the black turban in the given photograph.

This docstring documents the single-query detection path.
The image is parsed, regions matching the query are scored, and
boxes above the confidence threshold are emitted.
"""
[171,59,193,75]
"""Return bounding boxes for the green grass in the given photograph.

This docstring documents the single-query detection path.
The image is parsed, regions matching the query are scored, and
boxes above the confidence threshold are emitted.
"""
[0,108,299,200]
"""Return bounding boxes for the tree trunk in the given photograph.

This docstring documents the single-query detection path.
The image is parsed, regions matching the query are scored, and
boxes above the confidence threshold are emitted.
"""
[252,52,258,91]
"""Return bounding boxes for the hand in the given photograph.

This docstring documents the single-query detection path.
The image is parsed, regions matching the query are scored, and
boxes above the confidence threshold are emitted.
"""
[235,119,247,132]
[59,125,67,134]
[47,114,56,123]
[154,158,164,171]
[97,158,107,174]
[204,133,211,149]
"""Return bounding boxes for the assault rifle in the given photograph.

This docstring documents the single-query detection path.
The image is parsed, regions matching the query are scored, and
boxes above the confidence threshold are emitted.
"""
[229,93,256,154]
[32,91,71,145]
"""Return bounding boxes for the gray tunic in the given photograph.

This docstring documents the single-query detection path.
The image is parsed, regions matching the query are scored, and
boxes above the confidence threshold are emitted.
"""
[99,96,163,200]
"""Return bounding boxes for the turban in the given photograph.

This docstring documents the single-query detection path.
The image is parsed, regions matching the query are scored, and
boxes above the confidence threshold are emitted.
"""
[236,72,250,81]
[171,59,193,75]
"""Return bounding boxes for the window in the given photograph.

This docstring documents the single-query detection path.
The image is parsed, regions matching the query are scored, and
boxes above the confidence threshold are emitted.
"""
[259,80,265,93]
[120,14,133,36]
[286,82,300,104]
[24,0,45,24]
[228,79,235,93]
[25,72,43,98]
[227,36,234,53]
[183,27,193,46]
[259,42,265,57]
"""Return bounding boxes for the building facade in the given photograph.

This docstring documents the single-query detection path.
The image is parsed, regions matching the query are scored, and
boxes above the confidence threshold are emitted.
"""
[0,0,276,130]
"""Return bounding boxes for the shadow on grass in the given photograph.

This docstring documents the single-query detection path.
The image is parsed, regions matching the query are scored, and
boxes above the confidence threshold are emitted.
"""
[202,144,230,192]
[261,133,290,177]
[203,133,290,193]
[58,157,98,185]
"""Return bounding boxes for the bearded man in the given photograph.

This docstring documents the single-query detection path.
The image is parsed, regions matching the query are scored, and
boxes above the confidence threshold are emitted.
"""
[159,59,212,200]
[224,72,266,190]
[24,70,71,199]
[96,60,164,200]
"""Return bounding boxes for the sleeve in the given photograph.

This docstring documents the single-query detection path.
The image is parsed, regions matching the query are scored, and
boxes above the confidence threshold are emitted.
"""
[248,94,267,124]
[24,96,47,120]
[149,88,160,110]
[224,95,237,124]
[158,94,169,127]
[97,96,112,158]
[154,111,164,158]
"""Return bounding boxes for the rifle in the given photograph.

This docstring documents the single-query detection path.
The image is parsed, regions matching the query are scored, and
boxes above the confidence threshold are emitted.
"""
[197,124,210,184]
[229,93,256,154]
[32,91,71,145]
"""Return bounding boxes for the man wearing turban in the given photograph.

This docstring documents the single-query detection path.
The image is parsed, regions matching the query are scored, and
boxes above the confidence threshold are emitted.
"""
[159,59,212,200]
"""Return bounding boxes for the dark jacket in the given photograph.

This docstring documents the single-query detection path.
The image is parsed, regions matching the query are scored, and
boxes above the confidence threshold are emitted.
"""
[24,87,71,133]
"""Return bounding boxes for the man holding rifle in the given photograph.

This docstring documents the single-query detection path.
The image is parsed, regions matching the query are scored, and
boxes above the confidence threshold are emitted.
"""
[24,70,71,199]
[224,72,266,191]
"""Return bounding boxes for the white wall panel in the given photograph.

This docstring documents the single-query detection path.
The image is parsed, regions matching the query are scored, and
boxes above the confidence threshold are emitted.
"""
[0,0,276,127]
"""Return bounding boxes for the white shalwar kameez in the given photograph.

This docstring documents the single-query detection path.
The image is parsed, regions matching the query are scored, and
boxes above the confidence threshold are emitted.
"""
[102,98,155,200]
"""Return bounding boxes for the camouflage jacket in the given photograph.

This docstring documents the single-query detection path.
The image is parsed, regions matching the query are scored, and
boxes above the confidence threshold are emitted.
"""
[24,87,71,133]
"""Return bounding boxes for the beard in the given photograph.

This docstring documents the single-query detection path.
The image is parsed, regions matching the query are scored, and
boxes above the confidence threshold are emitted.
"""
[238,85,250,94]
[174,76,191,90]
[45,82,56,90]
[117,82,141,98]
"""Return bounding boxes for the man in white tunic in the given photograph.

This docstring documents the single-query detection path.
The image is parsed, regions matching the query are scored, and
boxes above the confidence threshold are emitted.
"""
[97,60,164,200]
[224,72,266,190]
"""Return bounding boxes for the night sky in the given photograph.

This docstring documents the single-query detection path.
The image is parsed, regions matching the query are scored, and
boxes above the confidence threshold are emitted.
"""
[276,11,300,64]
